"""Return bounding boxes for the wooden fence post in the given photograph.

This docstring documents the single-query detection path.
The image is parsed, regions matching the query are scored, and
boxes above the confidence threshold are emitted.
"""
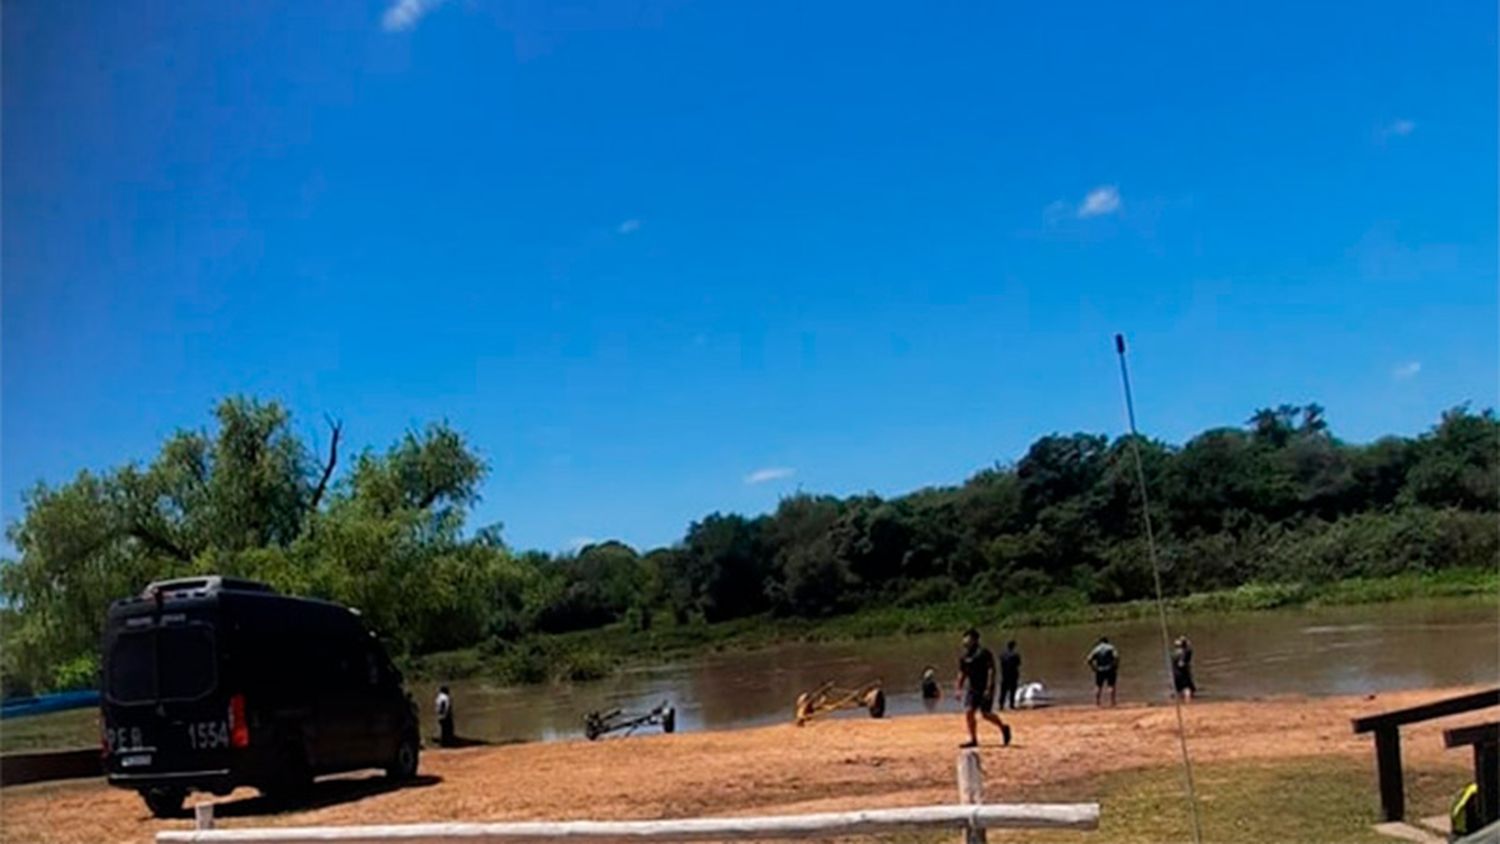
[194,803,215,831]
[957,749,986,844]
[1476,741,1498,827]
[1374,727,1404,822]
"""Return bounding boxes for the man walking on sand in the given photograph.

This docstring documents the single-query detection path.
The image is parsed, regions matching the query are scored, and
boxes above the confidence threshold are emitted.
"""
[955,628,1012,748]
[1087,636,1119,707]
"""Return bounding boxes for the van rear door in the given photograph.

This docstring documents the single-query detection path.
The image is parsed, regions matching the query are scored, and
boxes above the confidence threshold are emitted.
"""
[103,619,235,782]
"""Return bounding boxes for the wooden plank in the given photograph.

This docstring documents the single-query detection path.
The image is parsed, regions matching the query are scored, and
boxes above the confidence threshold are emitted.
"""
[155,804,1101,843]
[1352,689,1500,734]
[1376,727,1406,822]
[1444,722,1500,749]
[956,750,986,844]
[0,748,101,788]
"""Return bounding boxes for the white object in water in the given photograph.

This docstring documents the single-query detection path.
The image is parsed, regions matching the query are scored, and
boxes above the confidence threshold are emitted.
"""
[1017,681,1053,709]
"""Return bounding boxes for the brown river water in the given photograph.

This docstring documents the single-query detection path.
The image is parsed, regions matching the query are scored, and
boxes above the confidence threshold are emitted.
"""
[415,597,1499,744]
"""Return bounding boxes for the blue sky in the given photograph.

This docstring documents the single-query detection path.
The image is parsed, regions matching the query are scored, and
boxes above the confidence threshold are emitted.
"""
[3,1,1496,553]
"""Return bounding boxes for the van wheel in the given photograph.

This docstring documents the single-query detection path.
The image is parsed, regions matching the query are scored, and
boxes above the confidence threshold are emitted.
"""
[141,787,186,819]
[386,732,419,781]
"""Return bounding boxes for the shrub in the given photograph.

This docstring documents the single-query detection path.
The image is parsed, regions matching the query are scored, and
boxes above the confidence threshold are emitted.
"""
[490,642,550,685]
[896,577,959,607]
[555,648,612,682]
[51,653,99,692]
[412,648,484,681]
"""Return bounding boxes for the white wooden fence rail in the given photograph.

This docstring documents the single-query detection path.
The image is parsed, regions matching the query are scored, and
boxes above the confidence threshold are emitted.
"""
[158,749,1099,843]
[157,804,1099,843]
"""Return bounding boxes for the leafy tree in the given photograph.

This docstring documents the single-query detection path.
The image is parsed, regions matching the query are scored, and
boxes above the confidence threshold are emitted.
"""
[674,513,769,622]
[1402,406,1500,511]
[0,398,507,688]
[1017,434,1109,519]
[765,495,850,616]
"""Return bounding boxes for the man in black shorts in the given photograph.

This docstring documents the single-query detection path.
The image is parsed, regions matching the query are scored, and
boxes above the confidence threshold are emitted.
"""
[954,628,1012,748]
[1086,636,1119,707]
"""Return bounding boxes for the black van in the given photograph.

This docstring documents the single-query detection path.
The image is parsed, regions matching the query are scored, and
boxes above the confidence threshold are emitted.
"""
[100,576,420,817]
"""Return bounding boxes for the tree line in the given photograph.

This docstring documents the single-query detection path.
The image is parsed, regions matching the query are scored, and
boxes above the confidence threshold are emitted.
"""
[3,398,1496,694]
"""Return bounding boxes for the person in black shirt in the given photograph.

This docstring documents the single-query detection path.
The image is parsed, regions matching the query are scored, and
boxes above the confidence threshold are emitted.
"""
[954,628,1012,748]
[998,640,1022,710]
[1086,637,1120,707]
[1172,636,1195,702]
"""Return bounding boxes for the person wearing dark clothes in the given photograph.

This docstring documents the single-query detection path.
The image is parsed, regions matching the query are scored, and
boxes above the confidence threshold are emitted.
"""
[1086,637,1119,707]
[1172,636,1196,702]
[435,685,455,747]
[998,640,1022,710]
[920,666,941,702]
[954,628,1012,748]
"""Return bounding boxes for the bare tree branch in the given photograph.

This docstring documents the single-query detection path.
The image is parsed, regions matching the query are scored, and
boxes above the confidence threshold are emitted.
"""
[127,525,192,563]
[308,415,342,514]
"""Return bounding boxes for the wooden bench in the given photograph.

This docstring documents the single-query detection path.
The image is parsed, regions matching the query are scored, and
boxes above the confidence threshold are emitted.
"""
[1351,688,1500,822]
[1445,721,1500,829]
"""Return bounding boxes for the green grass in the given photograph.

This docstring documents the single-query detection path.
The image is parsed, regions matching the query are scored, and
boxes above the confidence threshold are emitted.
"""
[886,757,1469,844]
[0,707,98,754]
[407,567,1499,683]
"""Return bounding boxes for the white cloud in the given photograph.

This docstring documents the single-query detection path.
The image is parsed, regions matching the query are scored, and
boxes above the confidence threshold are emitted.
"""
[1044,185,1124,224]
[382,0,447,32]
[1077,185,1122,218]
[744,467,795,485]
[1392,361,1422,380]
[617,219,641,235]
[1383,119,1416,138]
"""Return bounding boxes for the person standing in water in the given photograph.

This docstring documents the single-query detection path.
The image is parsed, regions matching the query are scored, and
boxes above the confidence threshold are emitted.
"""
[955,628,1012,748]
[435,685,455,747]
[920,666,941,702]
[998,640,1022,710]
[1086,636,1119,707]
[1172,636,1196,702]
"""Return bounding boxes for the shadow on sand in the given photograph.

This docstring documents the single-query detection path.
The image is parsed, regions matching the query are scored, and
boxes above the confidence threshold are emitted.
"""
[200,773,443,819]
[430,735,527,749]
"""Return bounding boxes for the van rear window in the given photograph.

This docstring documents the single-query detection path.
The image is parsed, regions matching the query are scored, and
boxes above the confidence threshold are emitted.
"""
[106,625,216,704]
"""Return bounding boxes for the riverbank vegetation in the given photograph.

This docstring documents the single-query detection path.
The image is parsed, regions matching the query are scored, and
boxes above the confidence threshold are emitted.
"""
[3,398,1496,694]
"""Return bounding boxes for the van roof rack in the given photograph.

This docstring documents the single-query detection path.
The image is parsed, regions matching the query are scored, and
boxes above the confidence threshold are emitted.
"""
[140,576,276,599]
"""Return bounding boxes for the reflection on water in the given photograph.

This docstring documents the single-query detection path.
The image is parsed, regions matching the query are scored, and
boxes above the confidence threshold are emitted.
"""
[415,597,1500,745]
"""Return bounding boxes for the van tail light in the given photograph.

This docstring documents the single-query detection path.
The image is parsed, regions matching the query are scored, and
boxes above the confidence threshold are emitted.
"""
[228,694,250,749]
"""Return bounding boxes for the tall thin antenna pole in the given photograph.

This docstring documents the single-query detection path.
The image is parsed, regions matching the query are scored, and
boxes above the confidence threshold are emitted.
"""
[1114,333,1204,844]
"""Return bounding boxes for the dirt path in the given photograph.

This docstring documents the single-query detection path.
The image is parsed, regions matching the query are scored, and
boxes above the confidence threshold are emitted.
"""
[2,687,1490,844]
